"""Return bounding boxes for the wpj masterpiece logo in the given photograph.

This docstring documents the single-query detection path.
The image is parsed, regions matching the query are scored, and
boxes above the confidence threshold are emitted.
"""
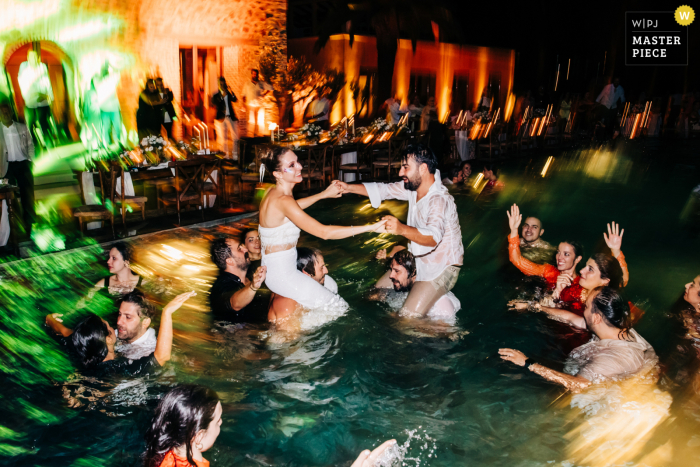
[625,6,694,66]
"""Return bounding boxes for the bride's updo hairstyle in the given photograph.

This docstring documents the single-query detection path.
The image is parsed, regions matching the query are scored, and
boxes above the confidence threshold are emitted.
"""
[261,145,293,179]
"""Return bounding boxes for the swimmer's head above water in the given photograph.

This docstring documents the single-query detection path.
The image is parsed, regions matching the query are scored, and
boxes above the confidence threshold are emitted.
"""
[210,237,251,272]
[296,247,328,285]
[522,217,544,244]
[389,250,417,292]
[116,290,155,343]
[684,275,700,312]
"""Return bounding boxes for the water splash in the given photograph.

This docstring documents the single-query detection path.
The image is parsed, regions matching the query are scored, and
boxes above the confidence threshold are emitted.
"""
[375,428,438,467]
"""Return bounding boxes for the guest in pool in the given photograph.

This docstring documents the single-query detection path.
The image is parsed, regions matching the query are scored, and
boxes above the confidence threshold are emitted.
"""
[370,249,461,324]
[209,237,268,323]
[679,275,700,354]
[442,161,472,186]
[481,163,504,188]
[81,242,146,305]
[242,228,262,282]
[507,204,630,317]
[518,214,555,263]
[500,287,658,392]
[268,247,338,324]
[45,291,195,377]
[143,384,397,467]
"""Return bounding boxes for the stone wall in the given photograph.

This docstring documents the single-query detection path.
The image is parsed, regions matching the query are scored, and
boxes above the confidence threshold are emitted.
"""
[0,0,287,137]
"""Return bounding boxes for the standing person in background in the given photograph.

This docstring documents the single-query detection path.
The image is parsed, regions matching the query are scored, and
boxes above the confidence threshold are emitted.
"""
[242,69,272,137]
[155,78,177,140]
[421,96,437,132]
[137,80,165,140]
[17,49,54,148]
[93,62,123,146]
[558,93,572,135]
[211,77,238,159]
[408,94,424,117]
[596,77,625,140]
[0,102,36,237]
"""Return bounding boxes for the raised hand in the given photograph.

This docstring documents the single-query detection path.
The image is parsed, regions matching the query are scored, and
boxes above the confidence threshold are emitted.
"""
[163,290,197,315]
[603,221,624,255]
[506,204,522,237]
[252,266,266,290]
[371,219,388,233]
[376,249,387,260]
[351,440,398,467]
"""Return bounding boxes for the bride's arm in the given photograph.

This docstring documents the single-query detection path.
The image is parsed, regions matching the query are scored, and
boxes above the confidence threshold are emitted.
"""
[280,196,385,240]
[296,183,342,210]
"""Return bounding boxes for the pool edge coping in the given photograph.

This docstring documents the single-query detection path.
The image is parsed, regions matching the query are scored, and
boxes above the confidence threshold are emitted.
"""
[0,211,259,272]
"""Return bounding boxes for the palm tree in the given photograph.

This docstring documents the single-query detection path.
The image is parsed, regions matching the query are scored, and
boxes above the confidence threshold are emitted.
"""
[314,0,459,110]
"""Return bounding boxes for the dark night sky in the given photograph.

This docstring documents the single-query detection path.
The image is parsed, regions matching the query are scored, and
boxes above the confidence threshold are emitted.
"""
[448,0,698,98]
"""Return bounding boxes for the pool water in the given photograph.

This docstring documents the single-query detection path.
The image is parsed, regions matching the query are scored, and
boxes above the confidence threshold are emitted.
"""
[2,140,700,466]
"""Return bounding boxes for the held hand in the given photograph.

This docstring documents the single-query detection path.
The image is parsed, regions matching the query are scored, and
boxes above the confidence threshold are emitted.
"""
[382,215,403,235]
[499,348,528,366]
[163,291,197,315]
[603,221,624,253]
[506,204,522,236]
[371,219,388,233]
[333,180,350,193]
[323,181,343,199]
[351,440,398,467]
[253,266,267,289]
[376,249,387,260]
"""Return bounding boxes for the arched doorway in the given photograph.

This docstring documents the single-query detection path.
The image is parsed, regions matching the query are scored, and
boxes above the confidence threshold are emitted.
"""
[4,41,78,142]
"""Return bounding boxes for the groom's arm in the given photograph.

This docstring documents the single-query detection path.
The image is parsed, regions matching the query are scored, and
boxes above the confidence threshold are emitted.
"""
[384,217,437,247]
[337,183,368,197]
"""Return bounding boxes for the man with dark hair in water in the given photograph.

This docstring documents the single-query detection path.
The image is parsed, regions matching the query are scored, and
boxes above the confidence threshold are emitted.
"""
[209,237,267,322]
[336,144,464,318]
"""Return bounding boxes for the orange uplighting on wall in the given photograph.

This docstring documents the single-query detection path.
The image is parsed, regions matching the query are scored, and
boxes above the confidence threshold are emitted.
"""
[504,92,516,122]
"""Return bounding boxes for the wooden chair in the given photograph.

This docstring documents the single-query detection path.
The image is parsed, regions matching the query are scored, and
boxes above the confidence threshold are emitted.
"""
[221,139,246,206]
[107,165,148,231]
[161,159,207,225]
[200,157,222,212]
[302,144,332,191]
[72,169,115,238]
[238,145,266,200]
[337,142,371,182]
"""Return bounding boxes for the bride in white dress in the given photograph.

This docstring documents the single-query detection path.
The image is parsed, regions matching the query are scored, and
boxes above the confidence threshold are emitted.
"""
[258,147,386,329]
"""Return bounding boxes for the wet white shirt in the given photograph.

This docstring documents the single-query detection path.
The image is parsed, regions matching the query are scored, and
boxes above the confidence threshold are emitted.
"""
[114,328,157,361]
[2,123,27,162]
[364,172,464,281]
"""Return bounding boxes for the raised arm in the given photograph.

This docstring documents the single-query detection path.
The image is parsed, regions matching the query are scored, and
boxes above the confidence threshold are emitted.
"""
[296,181,342,210]
[281,196,385,240]
[506,204,550,278]
[230,266,266,311]
[603,222,629,286]
[45,313,73,337]
[336,181,368,197]
[534,303,587,329]
[154,291,196,366]
[499,348,591,392]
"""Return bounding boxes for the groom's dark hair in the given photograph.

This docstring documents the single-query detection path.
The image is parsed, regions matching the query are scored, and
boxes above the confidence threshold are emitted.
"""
[297,247,322,276]
[211,238,233,270]
[402,144,437,174]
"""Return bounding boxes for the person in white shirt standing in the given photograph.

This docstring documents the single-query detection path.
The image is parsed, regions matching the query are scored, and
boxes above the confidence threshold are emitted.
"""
[93,62,123,146]
[17,50,54,148]
[0,102,36,236]
[242,69,272,137]
[211,77,239,159]
[337,144,464,317]
[596,77,625,140]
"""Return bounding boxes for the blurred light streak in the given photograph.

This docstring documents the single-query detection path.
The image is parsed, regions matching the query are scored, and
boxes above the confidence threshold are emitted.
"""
[58,18,115,42]
[160,244,183,261]
[541,156,554,177]
[472,173,483,188]
[0,0,60,31]
[566,58,571,80]
[554,63,560,91]
[504,93,515,122]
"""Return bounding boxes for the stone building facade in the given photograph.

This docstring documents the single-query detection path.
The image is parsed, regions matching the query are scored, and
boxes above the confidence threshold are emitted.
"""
[0,0,287,140]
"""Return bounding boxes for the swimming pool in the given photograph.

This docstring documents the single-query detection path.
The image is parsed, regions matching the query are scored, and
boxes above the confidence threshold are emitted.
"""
[2,140,700,466]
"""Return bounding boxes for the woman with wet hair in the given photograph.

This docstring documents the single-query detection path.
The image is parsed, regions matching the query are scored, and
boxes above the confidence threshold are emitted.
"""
[144,384,222,467]
[257,146,385,322]
[500,286,658,392]
[679,275,700,352]
[143,384,397,467]
[46,291,195,376]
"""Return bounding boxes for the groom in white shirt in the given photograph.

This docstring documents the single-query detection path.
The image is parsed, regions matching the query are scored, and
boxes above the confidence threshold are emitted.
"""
[337,144,464,318]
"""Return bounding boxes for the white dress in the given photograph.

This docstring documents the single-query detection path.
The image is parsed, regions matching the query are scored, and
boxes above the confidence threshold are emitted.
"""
[259,220,349,329]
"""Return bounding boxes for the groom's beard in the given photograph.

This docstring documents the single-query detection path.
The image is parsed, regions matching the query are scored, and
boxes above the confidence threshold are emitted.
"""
[403,173,422,191]
[235,253,251,270]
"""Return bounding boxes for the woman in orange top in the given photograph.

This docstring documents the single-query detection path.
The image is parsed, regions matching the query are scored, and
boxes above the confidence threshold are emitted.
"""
[506,204,584,289]
[143,385,399,467]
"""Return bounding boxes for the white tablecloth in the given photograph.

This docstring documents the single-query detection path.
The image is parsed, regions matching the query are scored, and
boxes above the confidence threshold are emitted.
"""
[455,131,474,160]
[0,200,9,247]
[340,152,357,182]
[81,172,102,230]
